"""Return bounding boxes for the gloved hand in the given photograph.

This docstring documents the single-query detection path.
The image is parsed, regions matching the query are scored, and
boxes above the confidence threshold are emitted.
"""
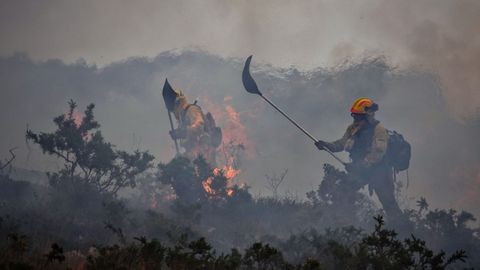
[169,128,187,140]
[314,140,329,151]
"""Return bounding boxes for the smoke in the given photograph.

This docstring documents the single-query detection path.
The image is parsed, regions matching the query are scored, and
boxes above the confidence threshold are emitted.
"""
[357,0,480,118]
[1,0,479,222]
[1,50,479,220]
[1,0,479,117]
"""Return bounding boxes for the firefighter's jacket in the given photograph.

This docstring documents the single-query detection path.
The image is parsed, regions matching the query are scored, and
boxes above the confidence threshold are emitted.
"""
[178,104,208,151]
[326,120,388,166]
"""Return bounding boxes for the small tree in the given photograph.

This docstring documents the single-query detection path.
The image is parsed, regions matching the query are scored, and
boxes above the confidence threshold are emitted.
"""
[357,215,467,269]
[265,168,288,200]
[26,100,154,195]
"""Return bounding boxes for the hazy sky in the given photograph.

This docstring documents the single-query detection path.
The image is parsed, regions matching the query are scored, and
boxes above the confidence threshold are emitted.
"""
[1,0,479,117]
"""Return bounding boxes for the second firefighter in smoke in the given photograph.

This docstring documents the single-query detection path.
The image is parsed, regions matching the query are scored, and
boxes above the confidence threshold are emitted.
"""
[168,87,222,167]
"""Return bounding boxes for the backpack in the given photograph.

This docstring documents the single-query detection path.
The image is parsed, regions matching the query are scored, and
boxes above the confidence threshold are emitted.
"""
[386,130,411,172]
[204,112,222,148]
[182,103,222,148]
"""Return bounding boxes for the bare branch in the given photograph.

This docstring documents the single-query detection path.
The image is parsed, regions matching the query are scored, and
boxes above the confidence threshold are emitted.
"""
[265,168,288,199]
[1,147,19,170]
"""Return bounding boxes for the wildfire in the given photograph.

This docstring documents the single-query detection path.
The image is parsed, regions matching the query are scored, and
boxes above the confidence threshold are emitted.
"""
[65,110,93,142]
[71,111,83,128]
[202,165,240,198]
[202,177,215,195]
[198,96,252,199]
[202,96,256,159]
[222,165,241,180]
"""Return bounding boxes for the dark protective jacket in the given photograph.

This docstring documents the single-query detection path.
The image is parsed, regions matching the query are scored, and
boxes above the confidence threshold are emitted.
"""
[325,119,402,219]
[326,120,389,166]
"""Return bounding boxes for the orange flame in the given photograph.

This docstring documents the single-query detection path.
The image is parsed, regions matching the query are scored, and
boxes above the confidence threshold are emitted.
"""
[220,165,241,180]
[198,95,253,198]
[201,96,256,159]
[202,176,215,195]
[201,165,240,198]
[65,110,93,142]
[72,111,83,128]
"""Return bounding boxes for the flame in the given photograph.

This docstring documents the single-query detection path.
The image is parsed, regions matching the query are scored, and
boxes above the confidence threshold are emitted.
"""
[201,165,240,198]
[220,165,240,197]
[198,96,253,199]
[65,110,93,142]
[202,176,215,195]
[201,96,256,159]
[72,111,83,128]
[221,165,241,180]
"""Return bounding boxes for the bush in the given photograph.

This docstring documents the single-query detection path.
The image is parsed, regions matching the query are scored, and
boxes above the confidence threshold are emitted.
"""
[26,100,154,195]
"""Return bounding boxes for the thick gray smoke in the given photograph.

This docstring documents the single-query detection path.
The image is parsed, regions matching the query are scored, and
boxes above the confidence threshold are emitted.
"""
[0,51,479,218]
[1,0,479,117]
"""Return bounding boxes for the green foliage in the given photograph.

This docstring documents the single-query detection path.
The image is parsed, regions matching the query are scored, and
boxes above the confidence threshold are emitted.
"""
[306,163,376,228]
[214,249,242,270]
[87,236,299,270]
[0,214,471,270]
[299,258,324,270]
[165,237,216,269]
[157,156,206,204]
[315,164,365,206]
[44,243,65,264]
[87,237,166,270]
[26,100,154,195]
[416,197,429,214]
[243,242,291,269]
[404,198,479,266]
[81,217,470,269]
[355,215,467,269]
[0,229,68,269]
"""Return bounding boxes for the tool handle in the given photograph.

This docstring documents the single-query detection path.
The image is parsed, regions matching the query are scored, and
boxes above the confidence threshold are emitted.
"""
[167,111,180,155]
[260,95,346,166]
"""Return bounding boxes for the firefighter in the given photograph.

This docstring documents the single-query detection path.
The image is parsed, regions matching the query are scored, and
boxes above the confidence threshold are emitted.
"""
[169,89,218,166]
[315,98,402,219]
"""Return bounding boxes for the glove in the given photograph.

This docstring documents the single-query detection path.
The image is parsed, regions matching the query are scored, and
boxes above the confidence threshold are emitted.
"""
[314,140,329,151]
[169,128,187,140]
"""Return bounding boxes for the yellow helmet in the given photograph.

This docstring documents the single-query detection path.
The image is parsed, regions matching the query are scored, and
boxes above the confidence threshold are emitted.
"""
[350,97,378,114]
[174,88,187,105]
[173,88,188,119]
[174,89,184,97]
